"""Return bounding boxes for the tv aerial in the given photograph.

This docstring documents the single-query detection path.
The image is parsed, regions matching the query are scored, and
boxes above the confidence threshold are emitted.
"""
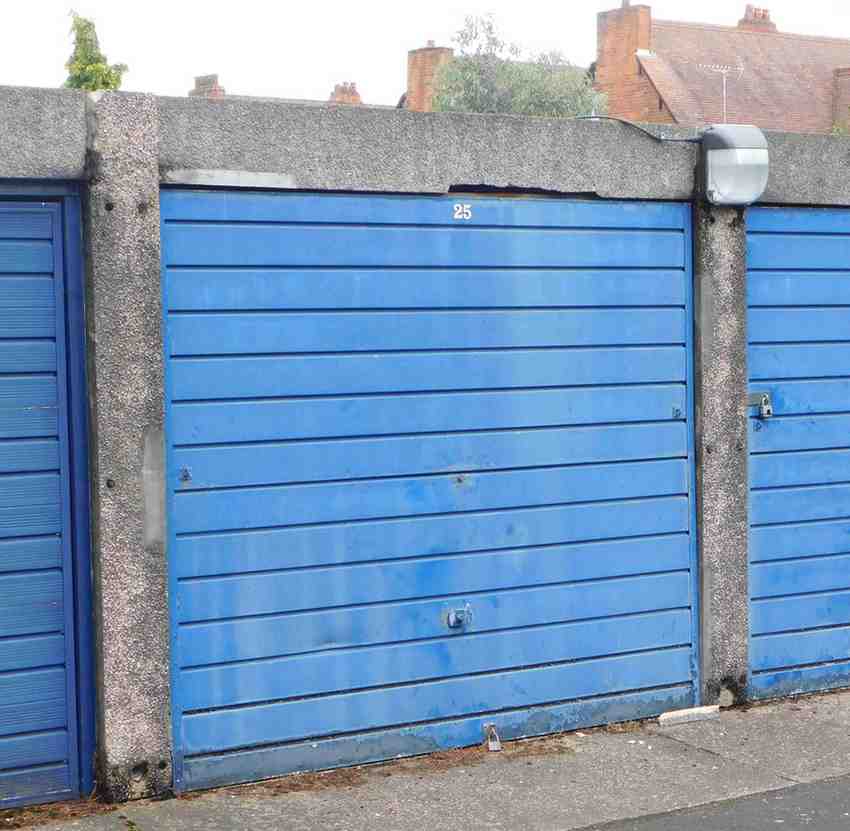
[696,62,745,122]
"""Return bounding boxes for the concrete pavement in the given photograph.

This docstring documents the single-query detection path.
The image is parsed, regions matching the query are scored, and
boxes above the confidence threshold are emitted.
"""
[590,775,850,830]
[10,692,850,830]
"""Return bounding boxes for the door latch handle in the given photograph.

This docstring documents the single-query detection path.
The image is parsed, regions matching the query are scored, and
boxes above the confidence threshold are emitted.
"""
[748,392,773,419]
[446,603,472,629]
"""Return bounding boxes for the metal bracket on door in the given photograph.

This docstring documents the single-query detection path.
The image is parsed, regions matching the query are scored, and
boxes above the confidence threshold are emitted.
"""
[446,603,473,630]
[748,392,773,419]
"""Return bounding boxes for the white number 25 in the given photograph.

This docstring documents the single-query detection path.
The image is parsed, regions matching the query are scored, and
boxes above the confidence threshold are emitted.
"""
[453,203,473,220]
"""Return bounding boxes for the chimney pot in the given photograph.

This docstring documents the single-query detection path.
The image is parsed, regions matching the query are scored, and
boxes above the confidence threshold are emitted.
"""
[329,80,363,105]
[738,5,776,31]
[188,73,225,98]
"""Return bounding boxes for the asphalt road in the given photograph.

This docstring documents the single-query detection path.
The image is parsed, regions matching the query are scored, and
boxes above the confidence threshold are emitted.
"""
[592,773,850,830]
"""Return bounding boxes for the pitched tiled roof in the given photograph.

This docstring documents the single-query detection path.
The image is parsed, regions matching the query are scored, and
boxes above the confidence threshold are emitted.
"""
[637,52,704,124]
[644,19,850,132]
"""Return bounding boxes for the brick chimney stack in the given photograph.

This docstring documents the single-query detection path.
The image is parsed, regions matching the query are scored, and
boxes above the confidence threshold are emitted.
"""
[188,74,226,98]
[834,68,850,130]
[738,5,777,32]
[329,82,362,105]
[595,4,652,114]
[406,41,453,112]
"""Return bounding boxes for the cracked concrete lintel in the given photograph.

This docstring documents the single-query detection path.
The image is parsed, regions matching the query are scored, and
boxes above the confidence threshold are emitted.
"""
[4,83,850,208]
[155,95,850,208]
[156,96,699,200]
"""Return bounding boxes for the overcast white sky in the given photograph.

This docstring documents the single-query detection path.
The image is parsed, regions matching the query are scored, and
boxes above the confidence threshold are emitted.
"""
[3,0,850,105]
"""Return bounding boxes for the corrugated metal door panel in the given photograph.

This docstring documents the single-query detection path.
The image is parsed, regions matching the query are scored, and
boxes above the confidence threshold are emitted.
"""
[748,206,850,699]
[0,204,79,807]
[161,192,699,792]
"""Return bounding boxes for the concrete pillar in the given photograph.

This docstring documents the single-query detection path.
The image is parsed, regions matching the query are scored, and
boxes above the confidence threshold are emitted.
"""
[84,92,171,801]
[692,203,750,705]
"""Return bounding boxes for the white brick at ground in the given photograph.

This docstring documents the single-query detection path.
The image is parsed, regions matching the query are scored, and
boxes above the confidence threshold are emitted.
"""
[657,705,721,726]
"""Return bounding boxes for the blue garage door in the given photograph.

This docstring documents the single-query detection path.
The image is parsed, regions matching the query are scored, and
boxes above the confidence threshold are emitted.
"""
[0,203,82,806]
[748,207,850,698]
[162,191,700,791]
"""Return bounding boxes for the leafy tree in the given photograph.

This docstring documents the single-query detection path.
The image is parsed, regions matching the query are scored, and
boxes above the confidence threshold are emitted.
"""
[64,12,127,91]
[432,16,606,118]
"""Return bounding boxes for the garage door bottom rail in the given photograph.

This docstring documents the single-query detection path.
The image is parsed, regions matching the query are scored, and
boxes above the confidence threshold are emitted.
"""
[181,686,692,790]
[750,663,850,701]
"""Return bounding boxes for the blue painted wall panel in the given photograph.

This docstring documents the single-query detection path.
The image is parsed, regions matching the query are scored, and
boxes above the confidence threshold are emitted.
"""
[753,593,850,638]
[166,268,686,311]
[174,459,688,534]
[168,309,686,354]
[753,519,850,563]
[179,570,691,669]
[175,422,688,489]
[171,347,686,399]
[0,342,57,373]
[162,191,698,791]
[174,496,690,579]
[181,648,694,756]
[748,206,850,700]
[0,241,53,272]
[181,610,693,710]
[750,344,850,381]
[160,190,689,228]
[0,203,82,808]
[164,225,686,269]
[749,272,850,306]
[178,566,690,629]
[172,385,687,445]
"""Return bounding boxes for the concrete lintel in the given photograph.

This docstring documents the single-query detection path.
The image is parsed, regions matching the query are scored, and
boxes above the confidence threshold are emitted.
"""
[763,131,850,206]
[692,202,750,705]
[0,86,87,180]
[2,84,850,207]
[153,95,850,208]
[84,91,172,801]
[156,96,699,201]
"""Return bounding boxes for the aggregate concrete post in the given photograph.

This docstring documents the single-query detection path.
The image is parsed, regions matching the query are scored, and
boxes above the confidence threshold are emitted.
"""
[84,92,172,801]
[692,202,750,706]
